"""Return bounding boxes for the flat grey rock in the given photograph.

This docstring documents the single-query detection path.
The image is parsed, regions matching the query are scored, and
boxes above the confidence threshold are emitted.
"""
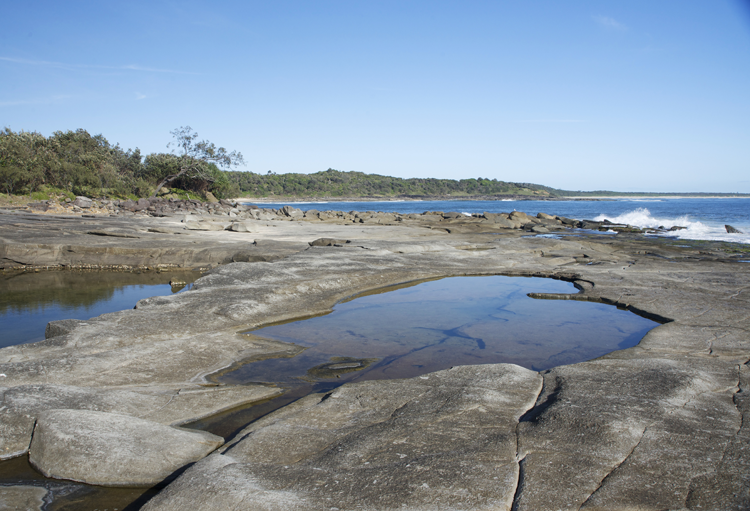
[1,209,749,508]
[29,409,224,486]
[143,364,542,510]
[0,384,280,460]
[184,221,228,231]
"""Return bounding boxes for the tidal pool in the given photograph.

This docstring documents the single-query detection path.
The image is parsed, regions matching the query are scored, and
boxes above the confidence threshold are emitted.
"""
[0,269,200,348]
[221,276,659,388]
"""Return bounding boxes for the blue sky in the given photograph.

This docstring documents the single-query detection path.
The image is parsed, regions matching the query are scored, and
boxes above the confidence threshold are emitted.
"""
[1,1,749,192]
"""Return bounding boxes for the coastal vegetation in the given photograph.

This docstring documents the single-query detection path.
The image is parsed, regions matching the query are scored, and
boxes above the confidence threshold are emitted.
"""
[0,127,554,201]
[226,168,553,198]
[0,127,240,201]
[2,127,748,202]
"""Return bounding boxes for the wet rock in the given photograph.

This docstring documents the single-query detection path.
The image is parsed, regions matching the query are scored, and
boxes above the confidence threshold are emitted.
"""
[581,220,603,230]
[29,409,224,486]
[726,224,744,234]
[610,225,644,233]
[0,485,47,511]
[309,238,351,247]
[306,357,377,378]
[557,216,581,227]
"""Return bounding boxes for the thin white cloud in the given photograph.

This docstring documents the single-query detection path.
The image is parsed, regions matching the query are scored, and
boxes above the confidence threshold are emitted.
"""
[135,92,148,100]
[593,15,627,31]
[519,119,586,123]
[121,64,197,74]
[0,56,198,75]
[0,94,72,107]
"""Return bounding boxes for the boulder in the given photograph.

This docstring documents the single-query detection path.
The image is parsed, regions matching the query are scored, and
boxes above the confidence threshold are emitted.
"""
[557,216,580,227]
[528,225,551,234]
[442,211,465,219]
[229,222,251,233]
[484,212,523,229]
[204,192,220,204]
[281,205,304,219]
[29,409,224,486]
[510,210,539,224]
[134,198,151,212]
[73,196,92,209]
[581,220,604,230]
[726,225,744,234]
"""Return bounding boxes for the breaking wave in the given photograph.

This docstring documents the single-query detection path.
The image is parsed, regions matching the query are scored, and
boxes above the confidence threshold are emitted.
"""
[594,208,750,244]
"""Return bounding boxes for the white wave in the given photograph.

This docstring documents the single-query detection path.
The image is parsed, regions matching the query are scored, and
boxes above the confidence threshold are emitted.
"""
[461,212,473,217]
[593,208,750,244]
[619,199,663,202]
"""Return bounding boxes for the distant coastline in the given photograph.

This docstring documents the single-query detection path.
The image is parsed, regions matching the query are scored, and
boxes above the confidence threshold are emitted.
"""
[235,194,750,204]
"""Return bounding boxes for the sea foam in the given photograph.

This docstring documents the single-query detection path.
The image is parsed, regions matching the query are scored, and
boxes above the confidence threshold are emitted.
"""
[594,208,750,244]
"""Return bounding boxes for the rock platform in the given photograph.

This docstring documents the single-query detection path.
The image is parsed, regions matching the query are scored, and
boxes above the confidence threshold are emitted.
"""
[0,204,748,509]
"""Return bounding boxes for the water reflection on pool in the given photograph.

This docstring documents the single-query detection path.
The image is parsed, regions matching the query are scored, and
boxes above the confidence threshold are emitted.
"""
[221,276,659,387]
[0,270,200,348]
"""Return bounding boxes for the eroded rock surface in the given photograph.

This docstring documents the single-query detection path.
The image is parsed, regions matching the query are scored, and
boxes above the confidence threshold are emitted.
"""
[29,409,223,486]
[143,364,542,510]
[0,207,749,506]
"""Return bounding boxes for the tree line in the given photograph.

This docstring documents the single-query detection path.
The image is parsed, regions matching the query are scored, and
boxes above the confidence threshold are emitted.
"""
[0,127,240,200]
[1,127,559,200]
[228,169,554,198]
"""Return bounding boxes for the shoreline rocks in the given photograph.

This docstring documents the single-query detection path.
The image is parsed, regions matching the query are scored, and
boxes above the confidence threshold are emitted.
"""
[0,206,749,508]
[726,224,744,233]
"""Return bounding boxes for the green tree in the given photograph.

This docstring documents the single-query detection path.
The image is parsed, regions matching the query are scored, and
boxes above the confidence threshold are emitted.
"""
[151,126,244,197]
[0,128,51,194]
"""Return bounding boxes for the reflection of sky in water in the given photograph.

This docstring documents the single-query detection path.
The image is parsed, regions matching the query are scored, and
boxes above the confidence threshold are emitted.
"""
[224,276,658,385]
[0,273,195,348]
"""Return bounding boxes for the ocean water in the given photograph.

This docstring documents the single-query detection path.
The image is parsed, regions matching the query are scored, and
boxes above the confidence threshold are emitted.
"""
[241,198,750,244]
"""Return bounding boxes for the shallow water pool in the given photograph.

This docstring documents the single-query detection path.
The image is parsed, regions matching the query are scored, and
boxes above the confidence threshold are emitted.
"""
[221,276,659,387]
[0,270,200,348]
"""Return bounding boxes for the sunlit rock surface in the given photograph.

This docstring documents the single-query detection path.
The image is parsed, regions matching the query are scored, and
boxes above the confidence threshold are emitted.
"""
[0,208,748,507]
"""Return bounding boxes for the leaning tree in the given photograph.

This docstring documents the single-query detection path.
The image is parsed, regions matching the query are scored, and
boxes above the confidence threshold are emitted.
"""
[151,126,244,198]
